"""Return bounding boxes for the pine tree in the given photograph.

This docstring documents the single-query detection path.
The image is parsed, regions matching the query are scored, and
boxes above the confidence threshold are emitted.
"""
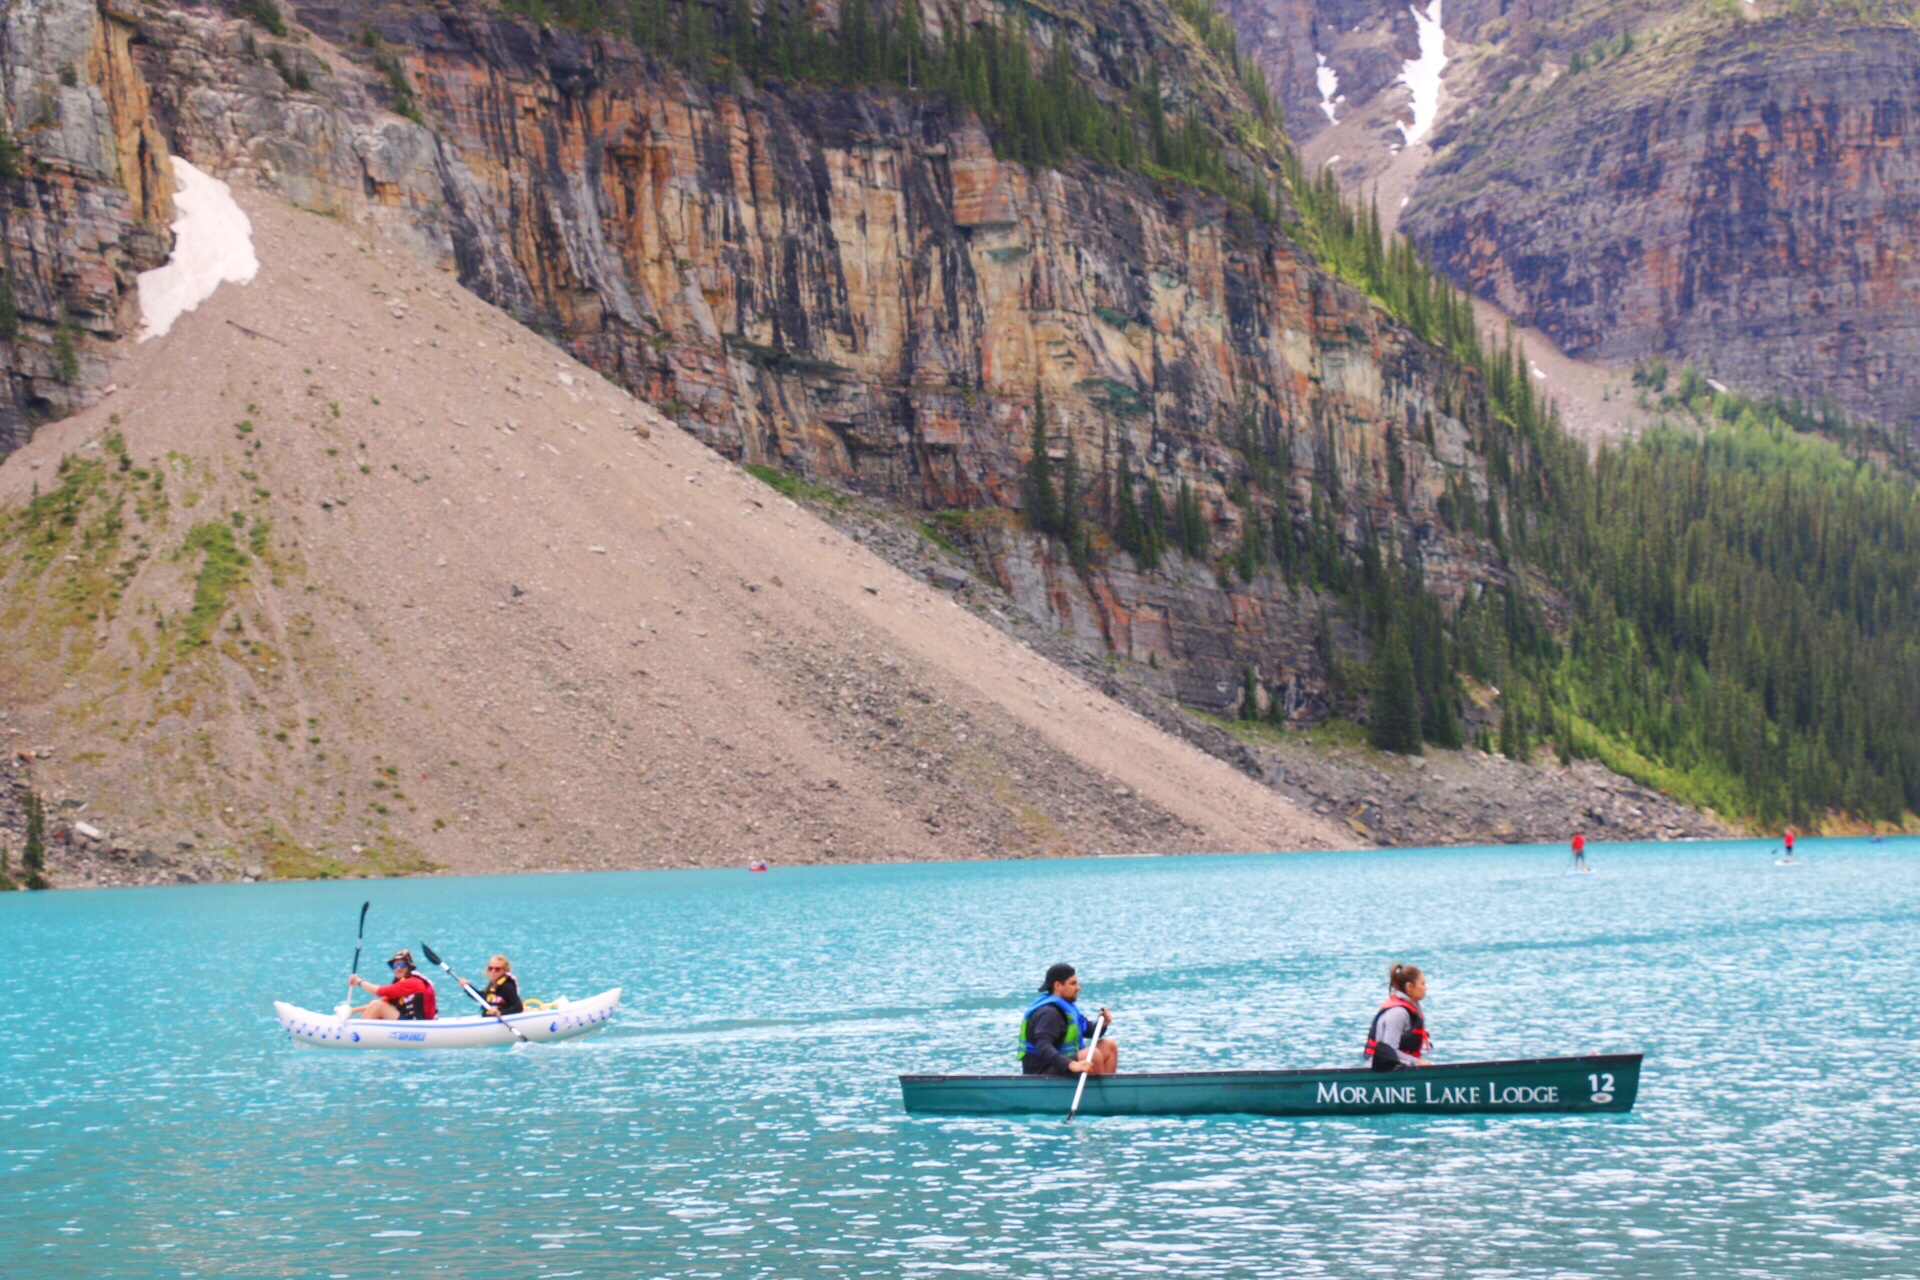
[1240,666,1261,721]
[0,840,16,892]
[1176,479,1208,559]
[22,790,49,890]
[1369,628,1423,754]
[1022,387,1058,536]
[1236,507,1265,582]
[0,119,18,180]
[0,272,18,340]
[1060,428,1084,559]
[730,0,756,72]
[1141,473,1166,571]
[1115,441,1144,556]
[53,314,79,384]
[1497,699,1524,761]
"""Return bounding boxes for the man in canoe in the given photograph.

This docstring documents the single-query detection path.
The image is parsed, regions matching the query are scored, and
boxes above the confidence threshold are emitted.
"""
[347,949,438,1021]
[1018,963,1117,1077]
[1364,963,1430,1071]
[478,954,524,1016]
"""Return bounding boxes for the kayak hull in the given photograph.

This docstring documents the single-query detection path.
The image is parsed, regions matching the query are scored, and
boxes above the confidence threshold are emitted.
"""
[275,987,622,1049]
[900,1053,1641,1118]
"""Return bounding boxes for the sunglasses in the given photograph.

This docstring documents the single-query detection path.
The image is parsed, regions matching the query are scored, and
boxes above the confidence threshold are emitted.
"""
[389,961,408,970]
[485,965,505,972]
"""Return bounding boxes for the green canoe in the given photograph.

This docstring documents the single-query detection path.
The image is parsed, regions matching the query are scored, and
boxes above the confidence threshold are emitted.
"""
[900,1052,1641,1118]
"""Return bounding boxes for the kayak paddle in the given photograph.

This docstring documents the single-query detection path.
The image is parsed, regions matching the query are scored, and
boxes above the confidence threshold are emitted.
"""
[346,900,370,1015]
[1066,1013,1109,1124]
[420,941,534,1046]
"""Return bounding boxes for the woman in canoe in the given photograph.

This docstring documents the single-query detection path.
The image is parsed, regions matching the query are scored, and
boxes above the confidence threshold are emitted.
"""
[1018,962,1117,1077]
[1364,963,1430,1071]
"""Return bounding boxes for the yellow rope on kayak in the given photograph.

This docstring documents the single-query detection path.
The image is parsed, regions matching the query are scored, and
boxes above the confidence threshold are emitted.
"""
[523,998,556,1010]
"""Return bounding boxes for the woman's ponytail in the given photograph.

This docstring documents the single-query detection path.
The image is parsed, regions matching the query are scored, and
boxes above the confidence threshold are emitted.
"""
[1389,963,1423,993]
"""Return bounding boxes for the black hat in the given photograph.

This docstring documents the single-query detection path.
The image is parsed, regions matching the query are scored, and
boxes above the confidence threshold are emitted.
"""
[387,948,416,969]
[1040,962,1076,994]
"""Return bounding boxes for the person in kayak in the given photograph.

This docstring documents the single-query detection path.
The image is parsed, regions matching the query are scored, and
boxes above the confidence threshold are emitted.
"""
[1571,831,1587,870]
[347,949,437,1020]
[478,955,523,1016]
[1364,963,1430,1071]
[1018,962,1117,1077]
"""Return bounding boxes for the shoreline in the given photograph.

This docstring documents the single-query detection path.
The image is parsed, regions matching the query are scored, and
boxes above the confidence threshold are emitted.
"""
[5,830,1862,894]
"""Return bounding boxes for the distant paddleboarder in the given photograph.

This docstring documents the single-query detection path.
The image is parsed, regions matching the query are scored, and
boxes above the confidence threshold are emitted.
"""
[1782,828,1796,863]
[1571,831,1588,872]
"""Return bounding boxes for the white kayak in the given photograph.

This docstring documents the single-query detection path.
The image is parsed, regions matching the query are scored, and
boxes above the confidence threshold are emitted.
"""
[275,987,623,1049]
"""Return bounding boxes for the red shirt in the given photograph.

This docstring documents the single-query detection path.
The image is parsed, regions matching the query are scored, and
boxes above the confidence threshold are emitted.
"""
[1572,834,1586,854]
[374,974,436,1020]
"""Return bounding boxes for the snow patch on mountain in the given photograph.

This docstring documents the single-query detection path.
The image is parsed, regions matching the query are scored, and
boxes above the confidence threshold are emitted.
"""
[1399,0,1447,146]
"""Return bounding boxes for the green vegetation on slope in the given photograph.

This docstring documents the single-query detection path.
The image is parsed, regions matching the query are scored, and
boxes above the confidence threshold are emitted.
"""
[176,521,248,650]
[1547,386,1920,823]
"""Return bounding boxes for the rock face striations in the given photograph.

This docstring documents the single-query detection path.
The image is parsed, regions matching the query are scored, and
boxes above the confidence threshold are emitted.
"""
[4,0,1525,725]
[1223,0,1920,436]
[1404,8,1920,434]
[0,0,174,450]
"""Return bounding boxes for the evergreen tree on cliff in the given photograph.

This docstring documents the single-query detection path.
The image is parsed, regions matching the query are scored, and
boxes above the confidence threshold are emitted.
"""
[1141,473,1167,571]
[1115,440,1144,557]
[22,790,49,890]
[1369,628,1423,755]
[1176,480,1208,559]
[1022,388,1059,536]
[1060,429,1086,566]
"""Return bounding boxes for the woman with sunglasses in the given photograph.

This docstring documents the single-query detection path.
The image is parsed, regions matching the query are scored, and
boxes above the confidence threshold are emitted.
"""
[347,948,438,1020]
[478,955,524,1016]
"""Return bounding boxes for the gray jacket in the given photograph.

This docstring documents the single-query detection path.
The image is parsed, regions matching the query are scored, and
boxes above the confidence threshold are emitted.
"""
[1369,997,1426,1069]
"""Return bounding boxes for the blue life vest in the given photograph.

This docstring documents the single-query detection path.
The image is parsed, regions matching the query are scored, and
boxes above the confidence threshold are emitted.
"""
[1017,994,1092,1061]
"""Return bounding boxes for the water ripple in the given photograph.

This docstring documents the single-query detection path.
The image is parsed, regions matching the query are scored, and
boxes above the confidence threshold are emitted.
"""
[1,839,1915,1277]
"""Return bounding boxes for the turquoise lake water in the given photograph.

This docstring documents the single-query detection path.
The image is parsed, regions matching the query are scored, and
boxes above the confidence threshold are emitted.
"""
[3,837,1917,1279]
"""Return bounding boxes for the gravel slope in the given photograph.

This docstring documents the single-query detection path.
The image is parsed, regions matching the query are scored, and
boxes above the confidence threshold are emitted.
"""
[0,196,1355,883]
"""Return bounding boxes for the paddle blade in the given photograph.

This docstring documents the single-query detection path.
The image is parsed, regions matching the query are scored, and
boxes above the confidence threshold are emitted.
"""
[419,941,443,966]
[357,901,370,933]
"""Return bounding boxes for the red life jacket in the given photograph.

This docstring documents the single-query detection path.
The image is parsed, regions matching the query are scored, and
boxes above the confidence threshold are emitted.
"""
[379,974,437,1020]
[1572,834,1586,854]
[1364,995,1429,1061]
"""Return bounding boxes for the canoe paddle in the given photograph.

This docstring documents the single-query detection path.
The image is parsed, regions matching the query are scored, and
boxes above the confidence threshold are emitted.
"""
[420,941,535,1046]
[1066,1013,1109,1124]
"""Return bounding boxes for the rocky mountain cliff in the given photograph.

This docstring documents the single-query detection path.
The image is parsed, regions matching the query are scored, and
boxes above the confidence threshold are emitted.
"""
[1224,0,1920,439]
[1407,5,1920,436]
[1,0,1531,726]
[0,0,174,450]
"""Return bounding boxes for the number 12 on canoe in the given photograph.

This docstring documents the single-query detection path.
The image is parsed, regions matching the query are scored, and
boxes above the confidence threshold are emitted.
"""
[1589,1072,1616,1104]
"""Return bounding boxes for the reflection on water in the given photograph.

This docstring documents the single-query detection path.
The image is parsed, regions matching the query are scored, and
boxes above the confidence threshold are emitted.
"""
[2,838,1916,1277]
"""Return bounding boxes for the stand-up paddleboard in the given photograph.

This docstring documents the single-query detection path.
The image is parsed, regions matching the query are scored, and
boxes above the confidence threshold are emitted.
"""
[1565,867,1596,877]
[1776,858,1798,867]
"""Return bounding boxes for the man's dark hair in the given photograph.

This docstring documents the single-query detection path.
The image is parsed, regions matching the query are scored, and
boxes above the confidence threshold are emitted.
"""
[1041,962,1076,994]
